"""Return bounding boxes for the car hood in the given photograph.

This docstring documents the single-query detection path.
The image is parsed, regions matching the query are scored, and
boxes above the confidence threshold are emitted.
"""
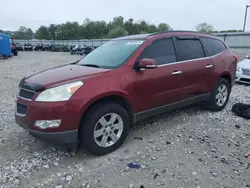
[238,59,250,69]
[25,64,110,87]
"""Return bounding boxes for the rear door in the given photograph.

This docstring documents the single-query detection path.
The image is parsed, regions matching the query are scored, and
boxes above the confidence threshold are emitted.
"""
[175,36,212,98]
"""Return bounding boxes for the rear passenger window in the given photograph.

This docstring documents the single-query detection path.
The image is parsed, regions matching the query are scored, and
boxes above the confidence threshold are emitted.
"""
[140,38,176,65]
[201,38,226,56]
[177,39,205,61]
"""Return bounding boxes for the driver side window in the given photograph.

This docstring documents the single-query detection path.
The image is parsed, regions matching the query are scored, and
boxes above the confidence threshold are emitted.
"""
[140,38,176,65]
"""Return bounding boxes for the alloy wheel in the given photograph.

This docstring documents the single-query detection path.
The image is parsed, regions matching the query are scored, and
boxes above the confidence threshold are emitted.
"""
[215,84,228,106]
[93,113,124,147]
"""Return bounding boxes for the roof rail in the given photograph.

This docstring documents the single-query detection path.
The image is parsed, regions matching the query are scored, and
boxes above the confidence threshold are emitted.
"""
[149,30,214,36]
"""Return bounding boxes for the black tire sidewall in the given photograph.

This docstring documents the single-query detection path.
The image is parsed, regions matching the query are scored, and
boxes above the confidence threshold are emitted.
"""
[80,103,130,155]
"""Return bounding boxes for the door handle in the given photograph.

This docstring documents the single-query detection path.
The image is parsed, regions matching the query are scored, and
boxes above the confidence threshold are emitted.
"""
[206,64,213,68]
[172,70,182,75]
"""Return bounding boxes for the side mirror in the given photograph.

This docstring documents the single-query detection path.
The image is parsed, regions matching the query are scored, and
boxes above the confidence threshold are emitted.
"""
[136,58,157,70]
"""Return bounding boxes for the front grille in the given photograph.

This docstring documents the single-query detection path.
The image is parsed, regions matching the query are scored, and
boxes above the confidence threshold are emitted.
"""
[240,78,250,82]
[242,69,250,76]
[18,88,35,100]
[16,103,28,115]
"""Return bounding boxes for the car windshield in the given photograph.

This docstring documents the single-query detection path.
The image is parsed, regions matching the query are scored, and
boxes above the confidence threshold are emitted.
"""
[77,39,145,69]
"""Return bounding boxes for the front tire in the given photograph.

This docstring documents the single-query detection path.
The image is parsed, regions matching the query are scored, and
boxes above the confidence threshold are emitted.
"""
[203,78,230,111]
[79,102,130,156]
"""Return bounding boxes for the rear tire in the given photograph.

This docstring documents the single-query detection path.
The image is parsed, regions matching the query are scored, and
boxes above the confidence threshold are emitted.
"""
[79,102,130,156]
[13,50,18,56]
[203,78,230,111]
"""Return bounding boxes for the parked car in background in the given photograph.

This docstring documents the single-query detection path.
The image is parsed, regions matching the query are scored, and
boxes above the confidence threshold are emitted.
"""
[50,45,67,52]
[70,45,75,51]
[34,44,45,51]
[24,43,33,51]
[15,31,237,156]
[50,45,59,52]
[62,45,70,52]
[235,55,250,84]
[83,46,94,55]
[44,44,51,51]
[70,44,85,55]
[15,43,24,51]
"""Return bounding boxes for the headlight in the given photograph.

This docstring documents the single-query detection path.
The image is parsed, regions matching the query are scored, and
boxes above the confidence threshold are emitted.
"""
[35,81,83,102]
[236,65,242,73]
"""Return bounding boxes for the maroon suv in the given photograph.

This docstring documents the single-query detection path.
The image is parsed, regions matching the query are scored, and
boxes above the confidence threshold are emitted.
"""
[15,31,237,155]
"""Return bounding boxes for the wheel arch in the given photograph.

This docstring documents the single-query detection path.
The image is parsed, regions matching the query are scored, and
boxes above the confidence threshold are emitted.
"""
[80,92,135,129]
[219,71,232,90]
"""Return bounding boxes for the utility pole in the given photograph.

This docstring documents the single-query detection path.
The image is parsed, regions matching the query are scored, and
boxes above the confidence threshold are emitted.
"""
[243,5,250,32]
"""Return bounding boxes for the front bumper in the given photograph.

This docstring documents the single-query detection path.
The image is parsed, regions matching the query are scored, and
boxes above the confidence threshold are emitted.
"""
[235,71,250,84]
[15,97,84,148]
[19,123,78,148]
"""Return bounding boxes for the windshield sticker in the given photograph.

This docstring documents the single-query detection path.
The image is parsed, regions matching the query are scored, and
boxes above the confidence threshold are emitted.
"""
[126,41,144,45]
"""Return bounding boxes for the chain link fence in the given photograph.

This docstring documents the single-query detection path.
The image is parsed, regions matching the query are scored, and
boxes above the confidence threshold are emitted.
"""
[14,39,110,47]
[13,32,250,56]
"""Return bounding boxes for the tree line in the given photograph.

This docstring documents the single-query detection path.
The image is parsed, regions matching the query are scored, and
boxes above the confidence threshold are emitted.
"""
[0,26,34,40]
[0,17,243,40]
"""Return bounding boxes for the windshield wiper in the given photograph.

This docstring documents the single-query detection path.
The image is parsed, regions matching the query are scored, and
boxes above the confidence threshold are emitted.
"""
[80,64,101,68]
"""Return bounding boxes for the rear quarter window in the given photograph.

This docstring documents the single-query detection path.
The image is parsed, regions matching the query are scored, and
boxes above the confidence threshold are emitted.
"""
[201,37,226,56]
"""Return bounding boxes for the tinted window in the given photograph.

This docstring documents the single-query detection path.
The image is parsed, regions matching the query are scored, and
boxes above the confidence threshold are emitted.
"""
[140,38,176,65]
[178,39,205,61]
[201,38,226,56]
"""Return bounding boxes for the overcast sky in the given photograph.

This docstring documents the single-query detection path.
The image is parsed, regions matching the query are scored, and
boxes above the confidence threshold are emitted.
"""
[1,0,250,31]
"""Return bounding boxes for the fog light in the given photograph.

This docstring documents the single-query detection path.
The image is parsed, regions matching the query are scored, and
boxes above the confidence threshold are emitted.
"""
[34,120,61,129]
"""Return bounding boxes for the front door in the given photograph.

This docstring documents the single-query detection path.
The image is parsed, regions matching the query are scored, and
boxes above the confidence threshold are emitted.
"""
[133,38,187,113]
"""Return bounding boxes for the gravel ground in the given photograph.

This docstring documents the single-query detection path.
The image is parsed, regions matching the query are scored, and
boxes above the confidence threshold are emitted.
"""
[0,52,249,188]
